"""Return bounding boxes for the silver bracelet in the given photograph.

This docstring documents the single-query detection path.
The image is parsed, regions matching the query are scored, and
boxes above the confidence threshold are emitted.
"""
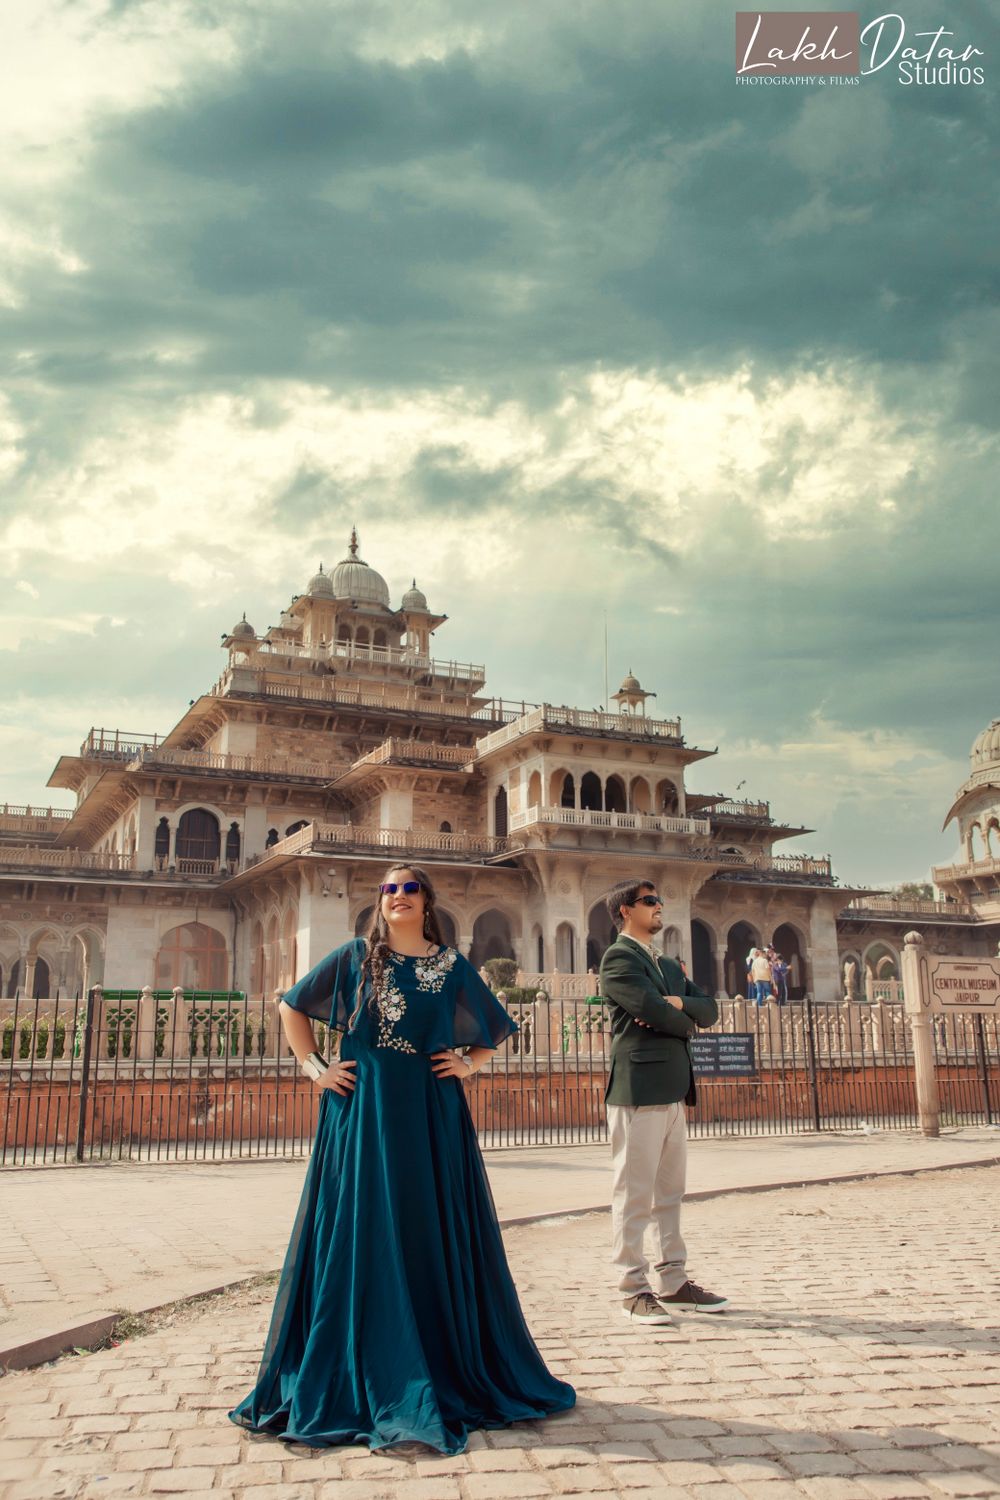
[462,1054,476,1075]
[301,1051,329,1083]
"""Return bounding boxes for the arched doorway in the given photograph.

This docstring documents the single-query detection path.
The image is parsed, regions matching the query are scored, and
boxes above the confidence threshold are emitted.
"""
[470,909,515,968]
[586,902,616,971]
[556,772,575,808]
[605,775,627,813]
[580,772,602,811]
[629,776,651,813]
[155,923,228,991]
[527,771,542,807]
[691,920,716,995]
[772,922,806,1000]
[864,942,899,982]
[657,778,679,815]
[725,920,760,998]
[435,908,458,947]
[555,922,576,972]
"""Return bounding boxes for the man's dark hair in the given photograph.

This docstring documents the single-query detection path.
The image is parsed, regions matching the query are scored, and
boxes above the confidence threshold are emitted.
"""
[605,879,656,930]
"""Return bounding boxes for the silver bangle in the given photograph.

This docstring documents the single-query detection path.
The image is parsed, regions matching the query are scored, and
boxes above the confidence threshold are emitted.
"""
[462,1054,476,1075]
[301,1051,328,1083]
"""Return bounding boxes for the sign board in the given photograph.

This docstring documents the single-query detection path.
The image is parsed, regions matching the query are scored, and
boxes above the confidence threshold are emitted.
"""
[690,1033,756,1077]
[927,959,1000,1012]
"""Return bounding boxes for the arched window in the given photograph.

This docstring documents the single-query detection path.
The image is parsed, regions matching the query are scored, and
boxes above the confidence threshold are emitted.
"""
[373,629,388,648]
[439,821,452,833]
[6,958,22,998]
[657,779,679,815]
[265,828,279,849]
[175,809,220,868]
[155,923,228,992]
[225,822,241,868]
[586,903,616,971]
[355,626,370,647]
[527,771,542,807]
[154,817,170,867]
[436,908,458,947]
[285,820,308,837]
[558,773,575,808]
[30,957,51,999]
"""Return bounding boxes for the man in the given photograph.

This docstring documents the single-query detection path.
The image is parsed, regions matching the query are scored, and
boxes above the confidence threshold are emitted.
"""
[750,947,773,1007]
[600,879,728,1326]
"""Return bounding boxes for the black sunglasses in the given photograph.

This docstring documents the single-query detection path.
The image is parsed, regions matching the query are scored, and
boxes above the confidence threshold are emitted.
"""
[630,894,662,907]
[379,880,422,895]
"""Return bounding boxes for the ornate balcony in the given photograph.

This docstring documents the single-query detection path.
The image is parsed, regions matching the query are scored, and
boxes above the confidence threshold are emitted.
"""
[128,745,345,783]
[476,704,683,757]
[842,895,976,922]
[508,807,709,837]
[0,805,74,836]
[243,822,513,868]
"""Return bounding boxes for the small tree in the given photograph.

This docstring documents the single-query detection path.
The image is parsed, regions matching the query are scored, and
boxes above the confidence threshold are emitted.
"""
[890,882,935,902]
[482,957,518,989]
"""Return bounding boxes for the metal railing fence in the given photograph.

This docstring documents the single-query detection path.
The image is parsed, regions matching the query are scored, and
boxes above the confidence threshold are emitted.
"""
[2,989,997,1165]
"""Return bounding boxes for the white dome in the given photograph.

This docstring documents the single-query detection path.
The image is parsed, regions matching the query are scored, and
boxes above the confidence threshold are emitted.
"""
[971,719,1000,771]
[330,529,390,607]
[401,579,428,611]
[307,564,335,598]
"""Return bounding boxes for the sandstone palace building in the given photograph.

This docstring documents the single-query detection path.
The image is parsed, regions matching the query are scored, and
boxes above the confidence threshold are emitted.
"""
[2,533,998,1003]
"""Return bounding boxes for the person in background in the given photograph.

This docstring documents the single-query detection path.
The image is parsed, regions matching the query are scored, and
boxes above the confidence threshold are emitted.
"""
[771,953,789,1005]
[750,948,773,1007]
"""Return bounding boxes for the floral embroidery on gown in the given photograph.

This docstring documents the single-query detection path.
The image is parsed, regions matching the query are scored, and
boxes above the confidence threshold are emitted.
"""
[229,939,575,1453]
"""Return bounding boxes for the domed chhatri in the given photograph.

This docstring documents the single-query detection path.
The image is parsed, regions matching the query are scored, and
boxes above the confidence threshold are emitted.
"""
[306,563,336,599]
[401,579,428,612]
[970,719,1000,771]
[611,669,656,716]
[331,527,391,607]
[231,614,256,639]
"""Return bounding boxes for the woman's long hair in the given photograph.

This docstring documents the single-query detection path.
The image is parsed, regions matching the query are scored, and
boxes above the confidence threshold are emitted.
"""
[350,864,446,1028]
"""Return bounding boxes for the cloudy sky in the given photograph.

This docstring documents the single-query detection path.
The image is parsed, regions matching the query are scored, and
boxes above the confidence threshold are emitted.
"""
[1,0,996,887]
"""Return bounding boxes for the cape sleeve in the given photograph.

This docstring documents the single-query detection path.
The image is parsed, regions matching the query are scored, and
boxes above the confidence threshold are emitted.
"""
[279,938,365,1029]
[451,954,519,1050]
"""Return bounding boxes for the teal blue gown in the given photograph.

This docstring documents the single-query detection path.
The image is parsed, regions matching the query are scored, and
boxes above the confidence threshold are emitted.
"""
[229,939,575,1453]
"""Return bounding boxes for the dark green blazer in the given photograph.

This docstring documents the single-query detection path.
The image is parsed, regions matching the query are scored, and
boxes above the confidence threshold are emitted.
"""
[600,936,719,1107]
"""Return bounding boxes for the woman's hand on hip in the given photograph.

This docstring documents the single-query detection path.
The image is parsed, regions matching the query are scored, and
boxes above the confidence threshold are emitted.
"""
[431,1049,473,1080]
[317,1059,357,1096]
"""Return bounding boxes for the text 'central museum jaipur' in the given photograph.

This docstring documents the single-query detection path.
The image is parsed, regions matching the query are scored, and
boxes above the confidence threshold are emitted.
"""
[3,533,997,1004]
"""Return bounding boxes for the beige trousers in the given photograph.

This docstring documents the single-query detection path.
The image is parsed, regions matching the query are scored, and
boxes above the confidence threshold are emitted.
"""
[607,1102,688,1296]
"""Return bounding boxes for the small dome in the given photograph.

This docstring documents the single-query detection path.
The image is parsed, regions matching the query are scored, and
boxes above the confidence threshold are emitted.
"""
[307,563,335,599]
[231,614,255,639]
[618,670,642,693]
[330,528,390,607]
[971,719,1000,771]
[401,579,428,611]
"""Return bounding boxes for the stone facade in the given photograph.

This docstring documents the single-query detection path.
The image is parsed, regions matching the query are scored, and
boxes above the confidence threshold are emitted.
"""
[2,531,996,1003]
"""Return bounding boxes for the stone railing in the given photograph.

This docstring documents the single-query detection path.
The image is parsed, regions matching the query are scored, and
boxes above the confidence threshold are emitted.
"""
[508,806,710,837]
[248,821,513,865]
[80,728,161,759]
[515,972,600,1000]
[0,846,135,873]
[932,856,1000,883]
[249,637,486,682]
[0,804,74,834]
[128,745,344,782]
[350,739,473,770]
[476,704,683,757]
[843,895,975,921]
[712,800,771,821]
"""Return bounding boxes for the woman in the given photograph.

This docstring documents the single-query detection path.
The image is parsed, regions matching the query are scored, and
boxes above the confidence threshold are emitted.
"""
[230,864,574,1454]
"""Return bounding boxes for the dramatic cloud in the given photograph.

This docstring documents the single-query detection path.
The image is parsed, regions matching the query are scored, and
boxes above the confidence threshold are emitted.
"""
[0,0,996,883]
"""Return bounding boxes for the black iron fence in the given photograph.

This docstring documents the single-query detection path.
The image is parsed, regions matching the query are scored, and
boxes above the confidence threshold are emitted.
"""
[2,987,998,1166]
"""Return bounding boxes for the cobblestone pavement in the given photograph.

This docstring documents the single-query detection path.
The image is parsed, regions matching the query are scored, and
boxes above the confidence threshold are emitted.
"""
[2,1166,999,1499]
[4,1128,998,1359]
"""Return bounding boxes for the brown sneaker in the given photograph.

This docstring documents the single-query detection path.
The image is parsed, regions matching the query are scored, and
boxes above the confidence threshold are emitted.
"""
[622,1291,674,1325]
[660,1279,729,1313]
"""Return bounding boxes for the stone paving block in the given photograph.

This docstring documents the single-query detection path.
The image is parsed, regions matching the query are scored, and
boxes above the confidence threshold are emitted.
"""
[461,1474,554,1497]
[925,1476,1000,1497]
[858,1449,947,1474]
[858,1479,937,1498]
